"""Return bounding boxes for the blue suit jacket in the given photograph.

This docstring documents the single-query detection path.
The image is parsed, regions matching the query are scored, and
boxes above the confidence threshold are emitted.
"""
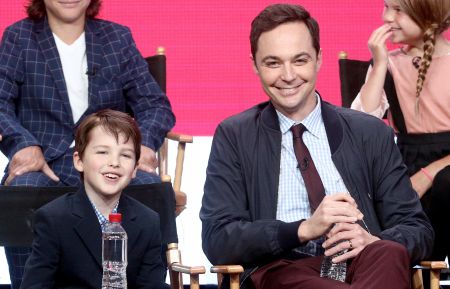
[21,189,166,289]
[0,17,175,162]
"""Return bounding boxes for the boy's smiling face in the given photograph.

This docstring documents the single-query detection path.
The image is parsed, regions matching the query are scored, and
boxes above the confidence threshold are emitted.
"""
[73,125,137,202]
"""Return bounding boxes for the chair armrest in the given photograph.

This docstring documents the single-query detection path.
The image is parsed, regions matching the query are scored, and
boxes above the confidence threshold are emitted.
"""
[210,265,244,274]
[166,131,193,144]
[418,261,448,269]
[413,261,448,289]
[171,264,206,275]
[210,265,244,289]
[158,131,193,216]
[169,264,205,289]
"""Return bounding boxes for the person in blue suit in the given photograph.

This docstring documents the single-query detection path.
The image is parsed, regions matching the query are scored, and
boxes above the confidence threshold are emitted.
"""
[20,109,166,289]
[0,0,175,288]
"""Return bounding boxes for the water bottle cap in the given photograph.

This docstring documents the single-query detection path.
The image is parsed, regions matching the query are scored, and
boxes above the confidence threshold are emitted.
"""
[109,213,122,222]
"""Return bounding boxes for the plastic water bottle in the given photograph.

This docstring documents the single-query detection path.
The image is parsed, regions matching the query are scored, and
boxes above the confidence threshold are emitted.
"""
[320,240,347,282]
[102,213,128,289]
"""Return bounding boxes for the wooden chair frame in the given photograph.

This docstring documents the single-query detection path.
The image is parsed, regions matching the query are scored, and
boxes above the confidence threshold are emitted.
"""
[146,47,193,216]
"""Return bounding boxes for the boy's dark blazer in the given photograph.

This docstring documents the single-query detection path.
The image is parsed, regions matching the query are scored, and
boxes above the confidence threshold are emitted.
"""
[21,188,166,289]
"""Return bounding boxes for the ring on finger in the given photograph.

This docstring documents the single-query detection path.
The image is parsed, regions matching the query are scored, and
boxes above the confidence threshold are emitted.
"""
[348,239,353,249]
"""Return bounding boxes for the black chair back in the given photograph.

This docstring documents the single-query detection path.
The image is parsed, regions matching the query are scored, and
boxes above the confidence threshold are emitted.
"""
[0,186,76,246]
[0,183,178,246]
[338,58,370,108]
[146,54,167,93]
[124,183,178,244]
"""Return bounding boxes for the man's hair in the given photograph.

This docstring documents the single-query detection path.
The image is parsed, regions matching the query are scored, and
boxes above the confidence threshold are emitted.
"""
[75,109,141,162]
[396,0,450,101]
[250,3,320,60]
[25,0,102,21]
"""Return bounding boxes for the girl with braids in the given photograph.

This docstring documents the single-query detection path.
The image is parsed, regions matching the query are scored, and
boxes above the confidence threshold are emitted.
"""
[352,0,450,263]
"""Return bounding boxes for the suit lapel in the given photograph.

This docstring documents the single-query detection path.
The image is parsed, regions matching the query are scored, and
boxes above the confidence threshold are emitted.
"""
[260,102,282,219]
[35,18,74,122]
[72,189,103,269]
[118,196,140,252]
[84,19,105,115]
[71,191,141,269]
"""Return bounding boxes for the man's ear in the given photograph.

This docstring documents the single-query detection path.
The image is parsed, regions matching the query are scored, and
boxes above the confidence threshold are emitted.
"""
[316,49,323,72]
[73,151,84,173]
[250,54,259,74]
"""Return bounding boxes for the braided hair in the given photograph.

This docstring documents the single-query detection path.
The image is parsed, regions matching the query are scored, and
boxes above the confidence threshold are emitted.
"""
[397,0,450,113]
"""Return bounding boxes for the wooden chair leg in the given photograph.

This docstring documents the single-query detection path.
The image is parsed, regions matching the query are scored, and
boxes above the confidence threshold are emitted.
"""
[190,274,200,289]
[229,273,240,289]
[217,273,224,289]
[412,268,424,289]
[430,269,440,289]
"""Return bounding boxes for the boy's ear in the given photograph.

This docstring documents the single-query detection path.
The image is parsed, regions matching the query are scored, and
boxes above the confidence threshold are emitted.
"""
[73,151,84,173]
[131,164,138,179]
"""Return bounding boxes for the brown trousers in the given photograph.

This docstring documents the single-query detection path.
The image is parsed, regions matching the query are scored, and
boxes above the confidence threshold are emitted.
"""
[250,240,410,289]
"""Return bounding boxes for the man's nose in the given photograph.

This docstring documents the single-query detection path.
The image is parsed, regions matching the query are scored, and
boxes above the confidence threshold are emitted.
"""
[281,64,296,82]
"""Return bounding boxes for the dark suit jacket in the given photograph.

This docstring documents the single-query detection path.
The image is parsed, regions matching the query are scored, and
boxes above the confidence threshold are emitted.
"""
[201,99,433,285]
[0,17,175,163]
[20,189,166,289]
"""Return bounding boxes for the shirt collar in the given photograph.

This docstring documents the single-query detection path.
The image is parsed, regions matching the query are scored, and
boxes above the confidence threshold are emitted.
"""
[276,93,323,138]
[89,199,119,231]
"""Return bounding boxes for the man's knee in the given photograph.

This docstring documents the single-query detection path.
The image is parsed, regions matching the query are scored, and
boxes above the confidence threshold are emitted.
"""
[4,247,32,289]
[131,170,161,185]
[6,172,59,186]
[366,240,409,264]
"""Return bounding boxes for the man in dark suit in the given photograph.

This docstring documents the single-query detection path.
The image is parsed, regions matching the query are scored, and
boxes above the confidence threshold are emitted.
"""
[200,4,433,289]
[21,109,166,289]
[0,1,174,287]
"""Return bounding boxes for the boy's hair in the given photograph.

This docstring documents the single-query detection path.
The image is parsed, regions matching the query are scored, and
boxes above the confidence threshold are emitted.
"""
[75,109,141,162]
[397,0,450,101]
[250,4,320,61]
[25,0,102,21]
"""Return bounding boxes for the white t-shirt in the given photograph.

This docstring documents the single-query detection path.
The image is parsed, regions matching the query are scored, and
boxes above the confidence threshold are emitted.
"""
[53,32,89,125]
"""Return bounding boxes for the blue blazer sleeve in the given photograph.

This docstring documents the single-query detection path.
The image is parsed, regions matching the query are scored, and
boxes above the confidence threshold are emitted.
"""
[115,26,175,150]
[0,23,41,159]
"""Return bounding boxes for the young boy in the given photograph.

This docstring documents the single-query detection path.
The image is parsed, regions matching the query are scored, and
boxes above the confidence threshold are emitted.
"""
[20,109,166,289]
[1,1,174,287]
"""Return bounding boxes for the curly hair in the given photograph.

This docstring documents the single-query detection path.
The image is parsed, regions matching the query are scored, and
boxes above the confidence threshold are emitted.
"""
[397,0,450,112]
[25,0,102,21]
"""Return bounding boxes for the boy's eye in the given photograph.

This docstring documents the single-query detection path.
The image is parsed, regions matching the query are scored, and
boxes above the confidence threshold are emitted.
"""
[121,153,132,159]
[96,150,107,155]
